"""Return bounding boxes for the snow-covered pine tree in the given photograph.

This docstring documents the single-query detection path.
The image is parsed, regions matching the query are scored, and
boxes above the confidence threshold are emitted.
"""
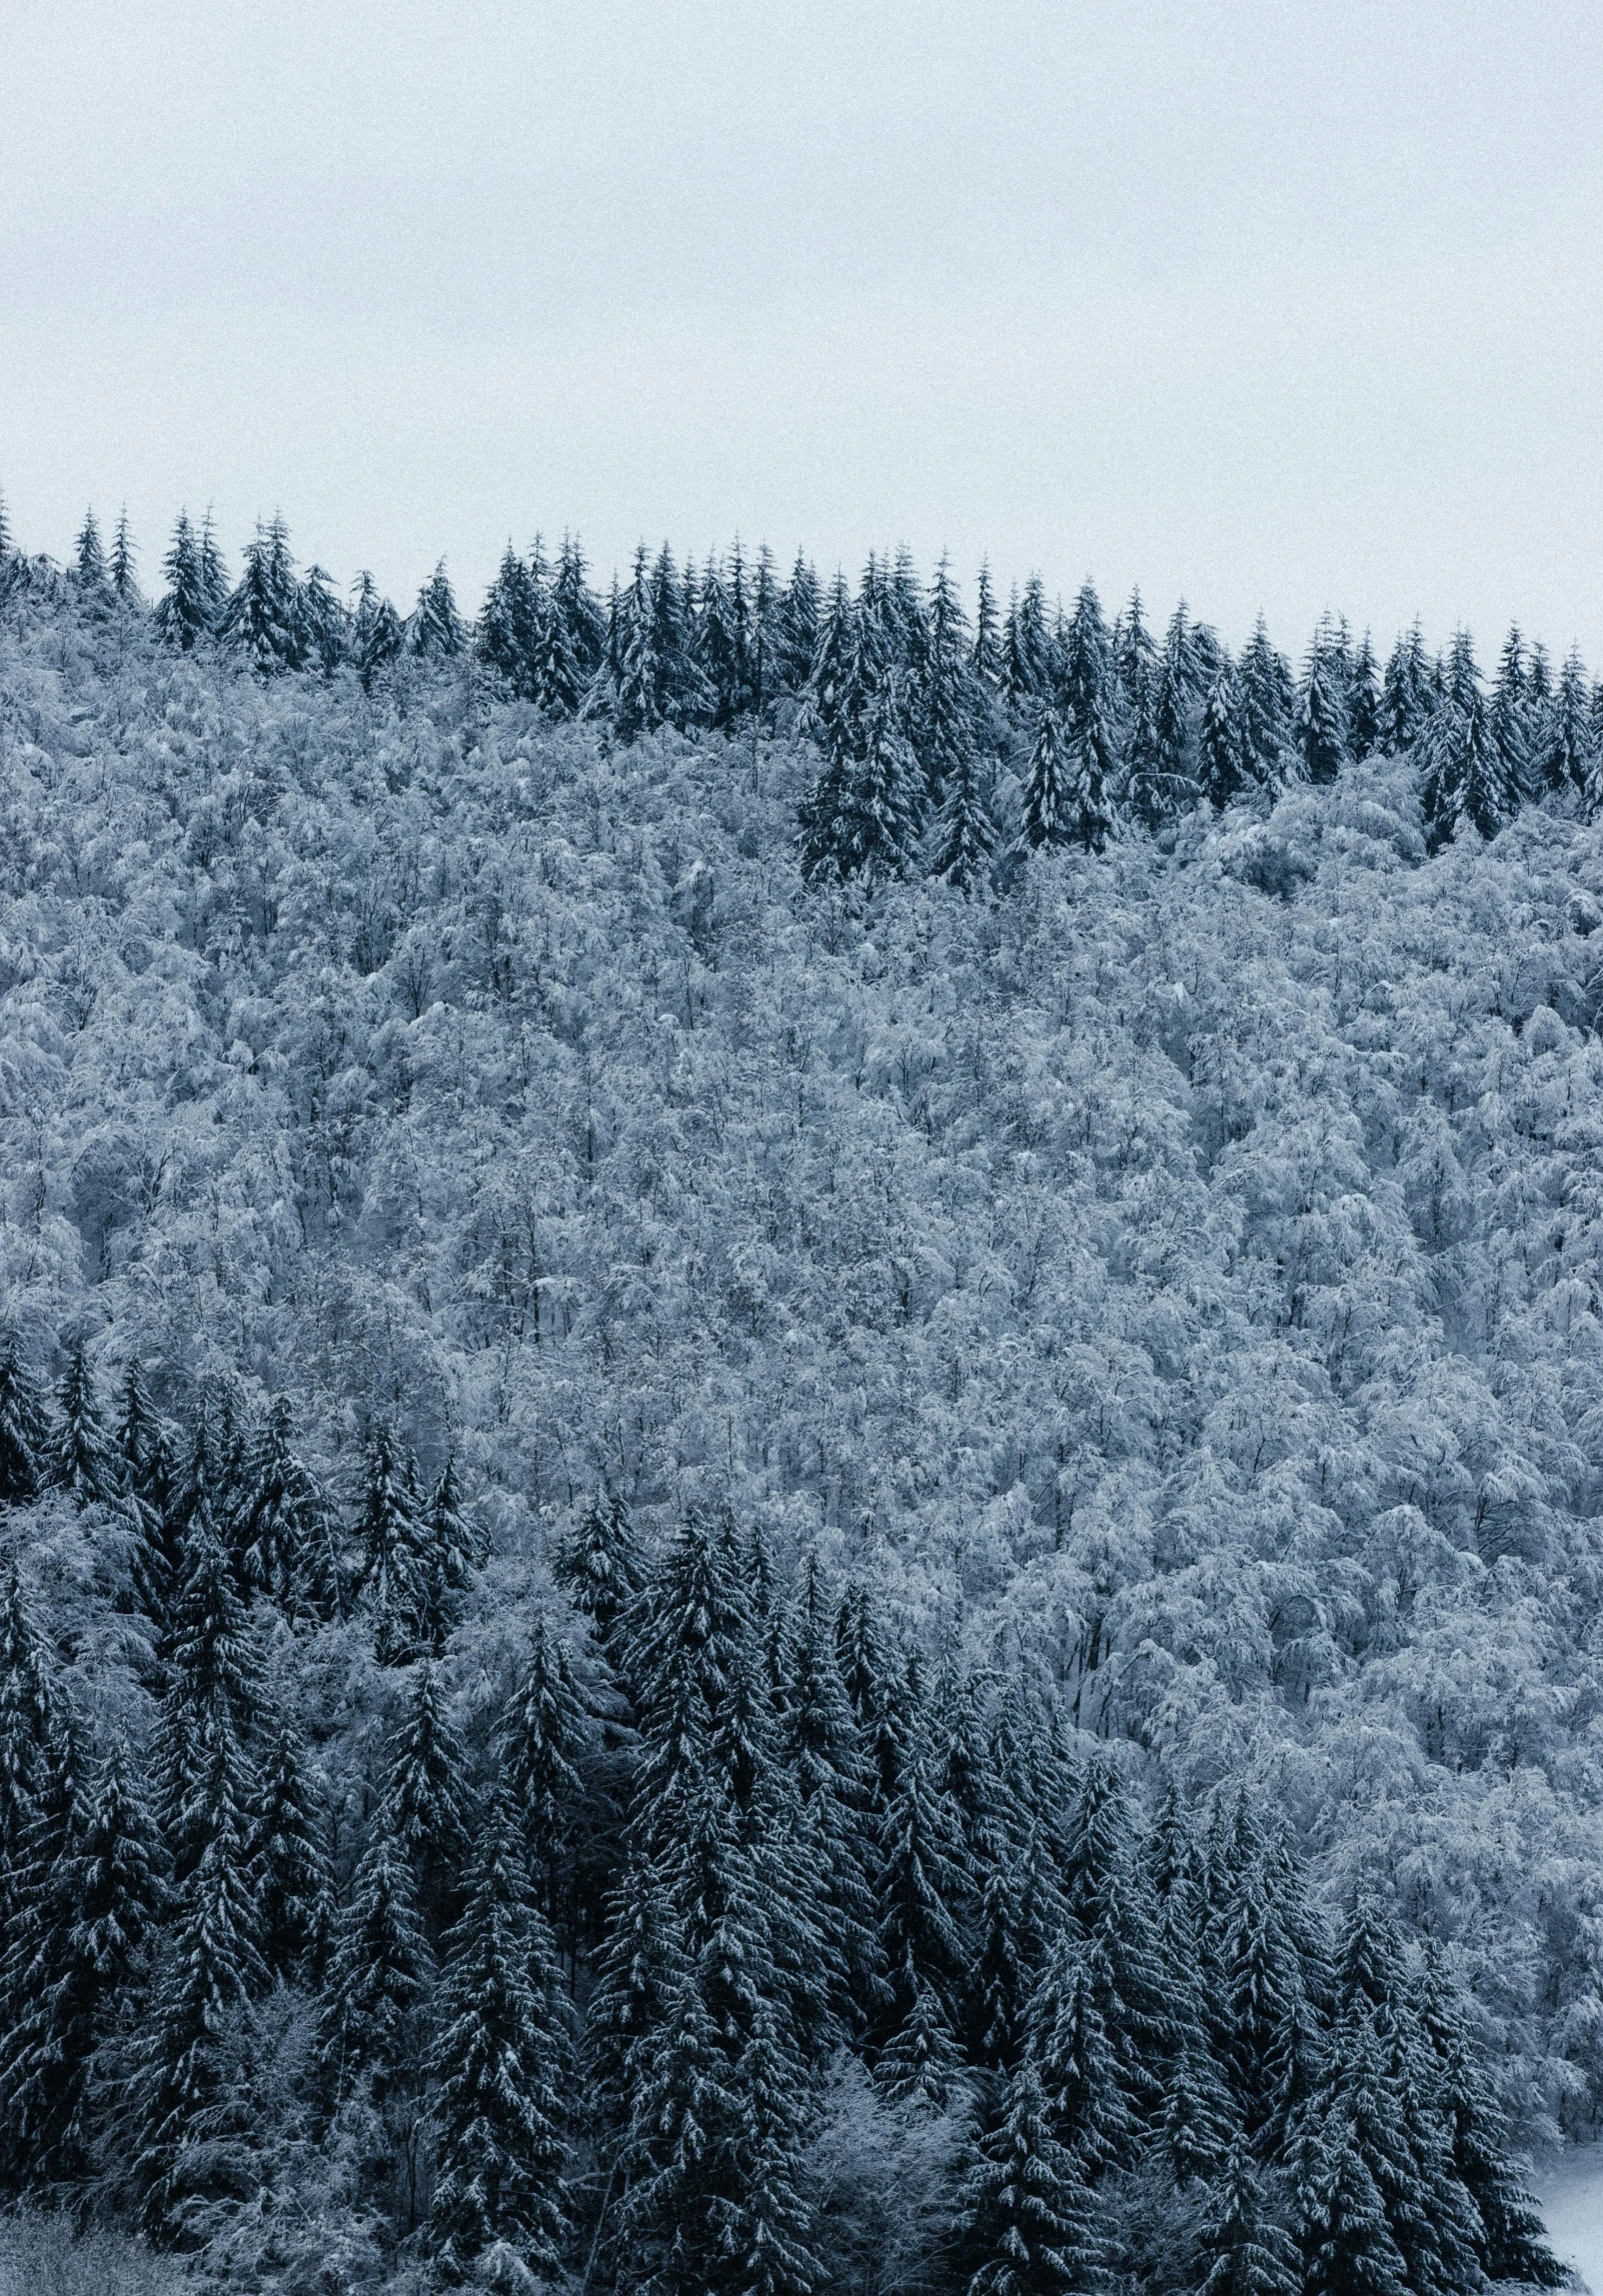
[109,508,140,605]
[972,559,1003,690]
[318,1805,431,2108]
[0,1732,167,2187]
[478,541,542,699]
[1020,708,1069,850]
[1239,616,1297,793]
[250,1709,331,1982]
[154,511,215,650]
[47,1343,124,1508]
[1198,2135,1300,2296]
[354,1423,428,1665]
[408,559,462,660]
[0,1331,48,1507]
[221,515,304,676]
[1346,631,1381,757]
[75,508,108,596]
[499,1611,588,1951]
[1413,1943,1563,2287]
[129,1739,266,2235]
[298,563,347,675]
[1200,674,1251,809]
[153,1499,259,1885]
[1421,631,1517,848]
[1296,626,1351,784]
[1539,647,1595,801]
[426,1788,573,2283]
[960,2051,1102,2296]
[350,572,405,691]
[1378,623,1433,753]
[383,1659,470,1949]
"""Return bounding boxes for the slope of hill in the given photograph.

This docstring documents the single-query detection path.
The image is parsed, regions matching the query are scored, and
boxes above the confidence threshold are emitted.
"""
[0,553,1599,2285]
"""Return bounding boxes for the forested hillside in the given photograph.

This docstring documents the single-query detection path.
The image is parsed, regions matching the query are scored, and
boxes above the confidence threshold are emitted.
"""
[0,504,1598,2291]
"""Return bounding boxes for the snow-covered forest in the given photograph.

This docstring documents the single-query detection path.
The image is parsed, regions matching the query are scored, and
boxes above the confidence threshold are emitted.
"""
[0,499,1598,2292]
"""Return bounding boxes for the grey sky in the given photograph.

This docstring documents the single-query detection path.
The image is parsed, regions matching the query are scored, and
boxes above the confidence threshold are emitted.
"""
[4,0,1602,662]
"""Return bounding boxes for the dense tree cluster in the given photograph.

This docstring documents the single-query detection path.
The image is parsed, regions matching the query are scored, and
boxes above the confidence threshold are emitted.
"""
[0,492,1599,2285]
[0,1366,1562,2290]
[5,494,1599,884]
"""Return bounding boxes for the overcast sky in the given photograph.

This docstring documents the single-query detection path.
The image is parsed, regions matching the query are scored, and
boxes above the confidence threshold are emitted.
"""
[3,1,1601,661]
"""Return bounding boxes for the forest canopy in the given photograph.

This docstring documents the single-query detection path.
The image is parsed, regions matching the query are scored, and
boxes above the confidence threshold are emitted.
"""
[0,499,1597,2292]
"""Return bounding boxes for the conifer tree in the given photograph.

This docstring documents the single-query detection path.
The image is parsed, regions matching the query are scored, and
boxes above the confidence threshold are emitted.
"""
[1490,624,1532,797]
[250,1710,331,1982]
[1347,631,1381,757]
[427,1790,573,2282]
[154,512,215,650]
[557,1488,646,1658]
[384,1659,470,1947]
[0,1568,57,1941]
[414,1452,484,1656]
[351,572,405,691]
[874,1727,966,2049]
[1020,708,1069,850]
[47,1343,123,1508]
[696,553,749,729]
[1414,1945,1563,2286]
[972,559,1003,690]
[198,509,230,625]
[1001,579,1056,710]
[1539,647,1595,800]
[500,1612,588,1950]
[153,1478,258,1856]
[0,1734,167,2186]
[1198,2137,1299,2296]
[1113,586,1156,710]
[0,1330,48,1507]
[777,551,822,696]
[318,1808,431,2107]
[110,508,140,604]
[1026,1929,1136,2177]
[1422,633,1517,847]
[1145,620,1199,820]
[355,1424,428,1665]
[221,515,304,676]
[962,2052,1102,2296]
[130,1744,266,2235]
[1200,674,1251,809]
[235,1396,342,1622]
[779,1552,885,2039]
[298,563,347,675]
[553,532,605,687]
[1379,624,1434,752]
[409,559,462,659]
[1296,629,1351,784]
[479,541,542,699]
[1238,617,1296,792]
[75,509,108,595]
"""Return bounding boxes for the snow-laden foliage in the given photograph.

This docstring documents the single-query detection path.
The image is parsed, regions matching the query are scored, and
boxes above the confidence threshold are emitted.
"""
[0,515,1596,2288]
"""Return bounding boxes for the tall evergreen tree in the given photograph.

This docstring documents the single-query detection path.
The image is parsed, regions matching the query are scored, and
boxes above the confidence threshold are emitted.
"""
[1422,632,1517,848]
[1239,617,1297,792]
[0,1734,167,2187]
[1346,631,1381,757]
[427,1790,573,2283]
[1538,647,1595,801]
[355,1424,428,1665]
[1200,674,1251,809]
[1378,623,1434,753]
[47,1343,123,1508]
[0,1330,48,1507]
[109,508,140,604]
[221,515,304,676]
[383,1660,470,1948]
[130,1746,266,2235]
[1020,709,1069,851]
[250,1710,331,1982]
[75,509,108,595]
[1296,627,1351,784]
[409,559,463,659]
[154,512,215,651]
[318,1808,431,2108]
[1198,2137,1300,2296]
[961,2052,1102,2296]
[500,1612,588,1952]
